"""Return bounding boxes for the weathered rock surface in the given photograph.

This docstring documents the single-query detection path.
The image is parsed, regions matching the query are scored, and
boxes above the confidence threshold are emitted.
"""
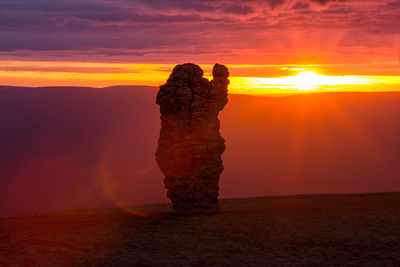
[156,63,229,214]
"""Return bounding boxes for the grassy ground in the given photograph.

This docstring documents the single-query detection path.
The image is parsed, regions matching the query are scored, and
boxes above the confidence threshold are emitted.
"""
[1,192,399,266]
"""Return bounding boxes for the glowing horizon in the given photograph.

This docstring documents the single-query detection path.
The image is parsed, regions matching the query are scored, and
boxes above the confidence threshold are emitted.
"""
[1,60,400,95]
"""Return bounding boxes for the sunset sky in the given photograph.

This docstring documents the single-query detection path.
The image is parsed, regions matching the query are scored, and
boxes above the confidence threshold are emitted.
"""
[1,0,399,94]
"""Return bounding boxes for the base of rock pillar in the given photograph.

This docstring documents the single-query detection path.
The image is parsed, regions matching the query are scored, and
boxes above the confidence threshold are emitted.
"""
[171,202,220,215]
[167,191,219,214]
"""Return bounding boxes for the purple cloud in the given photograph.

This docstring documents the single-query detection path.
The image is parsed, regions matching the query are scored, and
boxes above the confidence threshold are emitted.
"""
[0,0,398,67]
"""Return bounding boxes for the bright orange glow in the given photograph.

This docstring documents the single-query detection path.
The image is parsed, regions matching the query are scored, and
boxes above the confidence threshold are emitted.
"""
[229,74,400,95]
[1,60,400,95]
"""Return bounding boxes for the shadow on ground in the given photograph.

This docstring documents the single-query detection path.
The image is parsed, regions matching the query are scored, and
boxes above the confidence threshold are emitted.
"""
[1,193,399,266]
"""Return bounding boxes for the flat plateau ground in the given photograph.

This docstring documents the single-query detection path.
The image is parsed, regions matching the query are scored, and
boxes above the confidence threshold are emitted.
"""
[1,193,399,266]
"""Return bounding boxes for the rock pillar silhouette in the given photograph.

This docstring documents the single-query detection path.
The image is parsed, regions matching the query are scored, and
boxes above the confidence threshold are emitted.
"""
[156,63,229,214]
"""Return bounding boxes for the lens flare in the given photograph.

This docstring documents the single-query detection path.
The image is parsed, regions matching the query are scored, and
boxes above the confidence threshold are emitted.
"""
[98,144,150,217]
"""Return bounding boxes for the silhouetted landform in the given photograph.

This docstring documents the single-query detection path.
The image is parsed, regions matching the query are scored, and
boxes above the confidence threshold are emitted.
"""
[1,86,400,217]
[156,63,229,214]
[0,193,399,265]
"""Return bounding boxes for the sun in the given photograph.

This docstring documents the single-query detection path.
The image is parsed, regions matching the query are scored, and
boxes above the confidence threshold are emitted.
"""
[227,69,374,95]
[294,71,322,90]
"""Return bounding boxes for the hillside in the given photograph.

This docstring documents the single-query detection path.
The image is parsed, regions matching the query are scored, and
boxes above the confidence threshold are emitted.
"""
[1,193,399,266]
[1,86,400,216]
